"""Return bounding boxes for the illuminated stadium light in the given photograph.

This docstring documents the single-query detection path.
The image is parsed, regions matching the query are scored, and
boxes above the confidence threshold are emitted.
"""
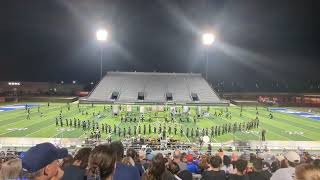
[8,82,21,86]
[96,29,108,41]
[61,81,64,84]
[72,80,76,84]
[90,82,94,85]
[202,33,215,45]
[96,28,109,80]
[202,32,215,80]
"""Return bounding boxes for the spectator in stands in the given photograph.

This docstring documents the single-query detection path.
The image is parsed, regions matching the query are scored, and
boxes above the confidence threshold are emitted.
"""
[231,152,239,170]
[61,154,73,168]
[173,150,187,171]
[240,152,251,162]
[122,157,135,166]
[126,148,136,164]
[295,163,320,180]
[0,157,4,172]
[176,170,193,180]
[271,151,300,180]
[269,155,281,173]
[164,153,170,164]
[201,155,226,180]
[0,158,22,180]
[87,145,116,180]
[228,159,249,180]
[248,158,271,180]
[279,157,289,169]
[270,161,279,173]
[186,154,200,174]
[142,153,174,180]
[127,148,144,176]
[198,155,209,173]
[218,149,225,159]
[138,150,146,164]
[143,153,153,171]
[250,153,257,163]
[313,159,320,168]
[137,151,146,175]
[232,152,239,162]
[4,153,15,162]
[301,152,313,164]
[181,152,188,164]
[221,155,234,175]
[62,147,91,180]
[110,141,140,180]
[21,142,67,180]
[166,161,181,180]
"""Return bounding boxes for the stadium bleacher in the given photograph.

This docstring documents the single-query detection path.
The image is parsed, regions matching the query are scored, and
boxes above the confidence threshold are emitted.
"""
[87,72,225,104]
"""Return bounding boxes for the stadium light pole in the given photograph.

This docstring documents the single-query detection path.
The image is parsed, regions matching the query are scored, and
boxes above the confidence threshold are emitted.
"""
[202,33,215,80]
[96,29,108,79]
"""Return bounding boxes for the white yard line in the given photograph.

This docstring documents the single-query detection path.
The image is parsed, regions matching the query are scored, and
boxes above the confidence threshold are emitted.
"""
[26,124,56,137]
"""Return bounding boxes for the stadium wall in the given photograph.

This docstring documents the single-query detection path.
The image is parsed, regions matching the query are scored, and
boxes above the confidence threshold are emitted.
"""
[223,92,320,107]
[18,96,78,103]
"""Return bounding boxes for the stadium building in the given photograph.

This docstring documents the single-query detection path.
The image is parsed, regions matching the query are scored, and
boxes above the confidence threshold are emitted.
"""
[82,72,228,105]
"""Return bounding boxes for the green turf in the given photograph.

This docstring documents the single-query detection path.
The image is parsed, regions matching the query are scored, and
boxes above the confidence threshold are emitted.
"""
[0,103,319,142]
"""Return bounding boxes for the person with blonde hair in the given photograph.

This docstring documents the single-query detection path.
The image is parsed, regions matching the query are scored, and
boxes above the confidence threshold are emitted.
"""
[0,158,22,180]
[122,157,135,166]
[295,163,320,180]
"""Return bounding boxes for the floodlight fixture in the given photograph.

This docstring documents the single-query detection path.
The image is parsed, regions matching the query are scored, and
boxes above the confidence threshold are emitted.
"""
[96,29,108,41]
[202,33,215,45]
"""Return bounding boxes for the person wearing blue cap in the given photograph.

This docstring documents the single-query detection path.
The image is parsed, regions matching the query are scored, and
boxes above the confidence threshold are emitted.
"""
[142,153,154,171]
[21,142,68,180]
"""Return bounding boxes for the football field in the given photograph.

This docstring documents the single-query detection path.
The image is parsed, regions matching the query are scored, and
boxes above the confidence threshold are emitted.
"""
[0,102,319,142]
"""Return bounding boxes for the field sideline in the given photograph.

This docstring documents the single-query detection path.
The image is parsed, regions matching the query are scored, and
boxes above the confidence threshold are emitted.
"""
[0,102,319,143]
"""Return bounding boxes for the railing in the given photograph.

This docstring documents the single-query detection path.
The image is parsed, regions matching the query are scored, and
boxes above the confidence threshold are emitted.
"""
[1,137,320,153]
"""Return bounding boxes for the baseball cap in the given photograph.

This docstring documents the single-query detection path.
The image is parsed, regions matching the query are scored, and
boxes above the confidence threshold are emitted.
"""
[285,151,300,163]
[240,153,250,161]
[263,153,276,164]
[186,154,193,162]
[21,142,68,173]
[146,153,153,161]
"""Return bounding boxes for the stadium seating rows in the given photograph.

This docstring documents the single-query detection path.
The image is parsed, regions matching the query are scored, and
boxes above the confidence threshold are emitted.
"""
[0,141,320,180]
[88,72,222,104]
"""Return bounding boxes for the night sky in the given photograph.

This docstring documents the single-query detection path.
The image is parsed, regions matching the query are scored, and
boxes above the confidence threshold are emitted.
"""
[0,0,319,84]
